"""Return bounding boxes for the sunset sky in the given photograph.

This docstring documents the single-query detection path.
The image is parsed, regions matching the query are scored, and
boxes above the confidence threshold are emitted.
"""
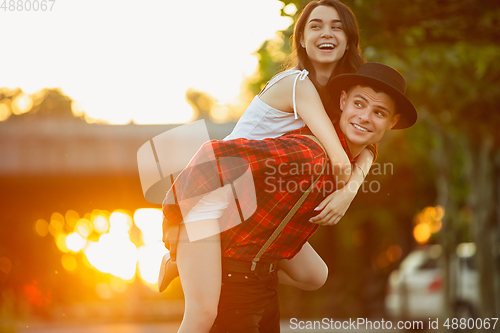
[0,0,293,124]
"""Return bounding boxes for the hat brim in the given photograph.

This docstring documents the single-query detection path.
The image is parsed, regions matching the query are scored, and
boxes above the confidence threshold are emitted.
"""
[329,74,417,129]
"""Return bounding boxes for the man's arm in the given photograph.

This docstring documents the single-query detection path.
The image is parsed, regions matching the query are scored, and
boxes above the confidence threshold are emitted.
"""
[309,148,374,225]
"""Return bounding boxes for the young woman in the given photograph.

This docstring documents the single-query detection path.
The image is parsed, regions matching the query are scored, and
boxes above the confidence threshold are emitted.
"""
[161,1,375,331]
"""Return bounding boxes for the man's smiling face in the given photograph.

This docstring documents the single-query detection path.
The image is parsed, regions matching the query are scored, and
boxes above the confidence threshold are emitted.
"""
[339,85,400,154]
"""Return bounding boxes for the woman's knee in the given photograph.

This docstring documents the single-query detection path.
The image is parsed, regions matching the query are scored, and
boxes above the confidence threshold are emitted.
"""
[186,298,218,325]
[198,306,218,326]
[301,262,328,291]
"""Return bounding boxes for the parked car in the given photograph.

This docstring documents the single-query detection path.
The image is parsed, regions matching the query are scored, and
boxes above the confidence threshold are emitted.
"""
[385,243,480,325]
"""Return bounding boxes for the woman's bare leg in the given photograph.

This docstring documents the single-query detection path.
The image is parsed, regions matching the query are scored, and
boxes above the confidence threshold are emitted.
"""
[176,219,221,333]
[278,242,328,291]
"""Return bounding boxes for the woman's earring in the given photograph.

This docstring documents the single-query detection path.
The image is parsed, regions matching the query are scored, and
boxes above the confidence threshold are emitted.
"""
[301,44,305,48]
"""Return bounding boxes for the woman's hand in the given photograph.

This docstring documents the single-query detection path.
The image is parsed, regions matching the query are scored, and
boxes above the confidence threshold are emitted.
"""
[310,147,374,226]
[309,186,357,226]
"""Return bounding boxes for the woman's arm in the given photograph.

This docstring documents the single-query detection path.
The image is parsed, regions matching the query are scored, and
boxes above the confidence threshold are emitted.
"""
[294,77,352,185]
[309,147,374,226]
[259,74,351,184]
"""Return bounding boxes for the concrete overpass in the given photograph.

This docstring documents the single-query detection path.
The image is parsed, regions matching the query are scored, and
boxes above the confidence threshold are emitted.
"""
[0,117,235,176]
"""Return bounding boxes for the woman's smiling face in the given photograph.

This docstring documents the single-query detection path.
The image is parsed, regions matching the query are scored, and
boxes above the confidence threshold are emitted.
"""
[300,5,348,71]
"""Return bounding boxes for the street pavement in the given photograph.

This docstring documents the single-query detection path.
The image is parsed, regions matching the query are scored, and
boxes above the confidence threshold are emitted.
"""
[15,320,411,333]
[17,322,180,333]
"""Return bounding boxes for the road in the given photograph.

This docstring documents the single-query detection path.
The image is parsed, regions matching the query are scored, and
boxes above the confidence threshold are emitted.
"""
[15,320,413,333]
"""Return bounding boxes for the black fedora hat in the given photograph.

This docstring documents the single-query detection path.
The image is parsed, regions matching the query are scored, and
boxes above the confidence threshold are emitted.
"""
[329,62,417,129]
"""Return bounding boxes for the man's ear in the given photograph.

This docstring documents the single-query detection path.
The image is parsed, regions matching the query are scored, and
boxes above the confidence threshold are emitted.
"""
[339,91,347,111]
[388,113,401,130]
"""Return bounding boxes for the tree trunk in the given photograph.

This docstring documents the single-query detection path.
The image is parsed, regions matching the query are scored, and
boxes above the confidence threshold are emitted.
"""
[467,133,498,322]
[430,126,458,318]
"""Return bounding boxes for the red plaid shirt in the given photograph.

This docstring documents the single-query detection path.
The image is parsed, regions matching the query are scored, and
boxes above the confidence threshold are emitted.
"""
[163,126,354,263]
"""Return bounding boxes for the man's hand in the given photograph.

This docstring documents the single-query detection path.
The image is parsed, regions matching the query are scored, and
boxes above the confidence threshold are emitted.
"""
[309,186,357,226]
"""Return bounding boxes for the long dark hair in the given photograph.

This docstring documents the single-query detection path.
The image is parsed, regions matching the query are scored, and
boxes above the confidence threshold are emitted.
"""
[289,1,377,159]
[288,1,364,113]
[291,0,364,83]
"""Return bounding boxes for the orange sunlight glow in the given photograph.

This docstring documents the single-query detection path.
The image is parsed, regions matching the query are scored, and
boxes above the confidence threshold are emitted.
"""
[34,219,49,237]
[24,280,51,307]
[84,211,137,281]
[413,205,444,244]
[414,224,432,244]
[65,209,80,228]
[61,254,77,272]
[93,215,110,234]
[38,208,169,292]
[134,208,168,285]
[56,234,69,253]
[11,93,33,115]
[49,212,65,237]
[0,102,10,121]
[66,232,86,252]
[75,219,93,238]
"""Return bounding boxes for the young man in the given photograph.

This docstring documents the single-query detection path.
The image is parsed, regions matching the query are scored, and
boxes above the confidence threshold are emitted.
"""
[162,62,417,332]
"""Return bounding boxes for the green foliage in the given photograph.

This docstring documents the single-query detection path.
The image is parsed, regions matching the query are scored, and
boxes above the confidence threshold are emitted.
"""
[185,88,215,121]
[248,0,305,95]
[252,0,500,318]
[0,88,81,121]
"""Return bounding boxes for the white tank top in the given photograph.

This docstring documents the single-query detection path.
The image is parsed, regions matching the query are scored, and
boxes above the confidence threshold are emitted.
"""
[224,69,308,140]
[183,69,309,223]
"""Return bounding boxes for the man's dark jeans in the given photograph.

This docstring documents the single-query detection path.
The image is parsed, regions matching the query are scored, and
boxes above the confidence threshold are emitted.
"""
[210,262,280,332]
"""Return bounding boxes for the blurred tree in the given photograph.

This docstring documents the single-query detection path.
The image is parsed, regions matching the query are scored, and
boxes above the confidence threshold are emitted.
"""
[246,0,304,96]
[345,0,500,319]
[0,88,22,121]
[0,88,84,121]
[28,88,75,119]
[253,0,500,320]
[185,88,216,121]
